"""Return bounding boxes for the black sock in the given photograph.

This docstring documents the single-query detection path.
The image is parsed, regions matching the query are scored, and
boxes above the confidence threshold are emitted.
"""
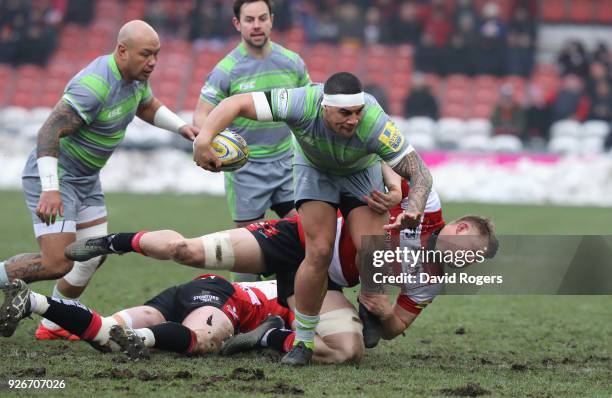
[148,322,196,353]
[42,296,96,337]
[109,233,137,252]
[263,328,293,352]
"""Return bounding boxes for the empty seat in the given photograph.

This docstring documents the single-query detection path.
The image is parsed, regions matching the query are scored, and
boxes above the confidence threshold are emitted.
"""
[551,119,580,138]
[465,118,492,137]
[490,135,523,152]
[457,135,491,152]
[541,0,567,22]
[436,117,466,147]
[408,131,436,151]
[582,120,610,139]
[548,136,580,154]
[568,0,594,23]
[405,116,436,136]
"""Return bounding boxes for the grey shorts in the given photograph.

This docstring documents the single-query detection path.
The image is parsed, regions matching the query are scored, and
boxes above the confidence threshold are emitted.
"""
[224,155,294,222]
[22,173,107,237]
[293,162,384,214]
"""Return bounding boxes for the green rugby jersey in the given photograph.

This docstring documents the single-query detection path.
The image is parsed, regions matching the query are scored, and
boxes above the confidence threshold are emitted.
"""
[200,42,310,161]
[59,54,152,175]
[268,84,413,176]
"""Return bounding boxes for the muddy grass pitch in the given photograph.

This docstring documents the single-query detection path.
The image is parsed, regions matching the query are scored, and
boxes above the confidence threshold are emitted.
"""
[0,192,610,397]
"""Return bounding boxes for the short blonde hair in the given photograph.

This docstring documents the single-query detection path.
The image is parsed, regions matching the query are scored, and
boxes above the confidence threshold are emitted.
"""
[455,215,499,259]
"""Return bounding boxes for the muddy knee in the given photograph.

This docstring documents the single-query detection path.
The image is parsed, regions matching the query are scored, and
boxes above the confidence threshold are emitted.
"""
[169,239,199,266]
[191,322,234,355]
[317,308,364,364]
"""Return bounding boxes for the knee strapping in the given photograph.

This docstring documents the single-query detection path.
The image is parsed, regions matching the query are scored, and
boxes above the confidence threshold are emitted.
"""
[63,223,107,287]
[201,232,235,270]
[316,308,363,337]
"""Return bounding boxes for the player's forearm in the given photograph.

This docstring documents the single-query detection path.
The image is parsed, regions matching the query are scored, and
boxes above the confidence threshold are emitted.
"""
[391,151,432,214]
[137,97,163,125]
[193,99,214,129]
[379,313,408,340]
[197,94,256,143]
[36,101,83,158]
[381,162,402,195]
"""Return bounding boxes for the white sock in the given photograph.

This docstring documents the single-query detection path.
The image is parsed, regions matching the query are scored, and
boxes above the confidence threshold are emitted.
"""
[29,292,50,315]
[135,328,155,348]
[115,310,133,328]
[92,317,119,345]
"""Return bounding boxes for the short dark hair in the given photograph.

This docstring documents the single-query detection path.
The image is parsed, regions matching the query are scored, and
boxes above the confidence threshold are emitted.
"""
[324,72,363,95]
[233,0,273,19]
[456,215,499,259]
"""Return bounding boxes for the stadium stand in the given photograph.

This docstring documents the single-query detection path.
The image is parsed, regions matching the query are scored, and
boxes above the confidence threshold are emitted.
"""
[0,0,610,154]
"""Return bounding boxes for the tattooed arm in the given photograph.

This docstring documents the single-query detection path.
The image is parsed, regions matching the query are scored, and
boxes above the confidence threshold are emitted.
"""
[36,100,84,158]
[35,100,84,225]
[385,151,432,230]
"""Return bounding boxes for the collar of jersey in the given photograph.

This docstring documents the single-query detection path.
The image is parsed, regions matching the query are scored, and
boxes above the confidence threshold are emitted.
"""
[107,54,122,81]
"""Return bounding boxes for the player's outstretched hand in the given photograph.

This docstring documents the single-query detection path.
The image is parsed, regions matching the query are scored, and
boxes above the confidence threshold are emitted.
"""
[36,190,64,226]
[363,187,402,214]
[383,210,422,231]
[178,124,200,141]
[358,292,393,319]
[193,136,222,172]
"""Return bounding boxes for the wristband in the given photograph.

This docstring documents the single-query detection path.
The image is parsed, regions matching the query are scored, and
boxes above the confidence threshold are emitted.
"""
[153,105,186,133]
[37,156,59,191]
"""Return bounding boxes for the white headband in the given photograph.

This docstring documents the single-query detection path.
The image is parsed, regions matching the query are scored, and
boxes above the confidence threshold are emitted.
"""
[321,92,365,107]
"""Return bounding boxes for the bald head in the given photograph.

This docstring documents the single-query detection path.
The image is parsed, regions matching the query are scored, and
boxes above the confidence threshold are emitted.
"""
[117,20,159,47]
[113,20,160,82]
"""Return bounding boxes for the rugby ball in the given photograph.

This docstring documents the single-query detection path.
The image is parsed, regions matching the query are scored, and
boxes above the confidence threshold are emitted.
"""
[211,129,249,171]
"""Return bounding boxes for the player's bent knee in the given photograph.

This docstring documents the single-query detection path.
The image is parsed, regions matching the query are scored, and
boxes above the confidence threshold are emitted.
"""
[42,255,74,279]
[306,241,334,266]
[191,322,234,355]
[169,239,200,266]
[327,335,364,364]
[317,308,364,364]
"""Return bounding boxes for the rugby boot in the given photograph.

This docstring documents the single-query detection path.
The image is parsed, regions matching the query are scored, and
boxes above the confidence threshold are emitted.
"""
[0,280,31,337]
[64,235,121,262]
[220,315,285,355]
[109,325,150,361]
[280,341,313,366]
[358,300,382,348]
[35,324,80,341]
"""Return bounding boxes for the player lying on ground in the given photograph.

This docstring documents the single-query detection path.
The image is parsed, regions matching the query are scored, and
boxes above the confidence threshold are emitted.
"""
[64,185,498,364]
[0,275,293,361]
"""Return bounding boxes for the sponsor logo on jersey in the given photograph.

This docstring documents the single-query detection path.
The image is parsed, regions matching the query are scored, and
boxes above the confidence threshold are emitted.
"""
[378,121,404,152]
[276,89,289,119]
[192,291,221,304]
[106,106,123,119]
[239,81,256,91]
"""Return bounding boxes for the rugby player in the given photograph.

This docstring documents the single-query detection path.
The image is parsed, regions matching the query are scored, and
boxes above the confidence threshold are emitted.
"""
[0,20,199,341]
[63,181,498,364]
[0,275,291,360]
[193,71,434,364]
[194,0,310,282]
